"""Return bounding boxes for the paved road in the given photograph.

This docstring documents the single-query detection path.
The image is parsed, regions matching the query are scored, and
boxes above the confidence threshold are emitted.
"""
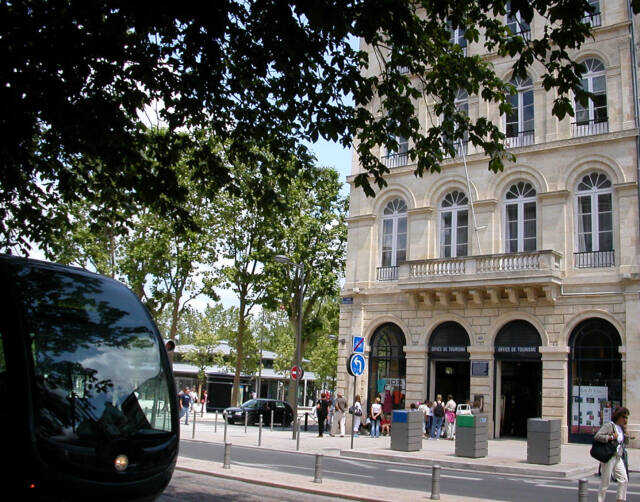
[179,440,640,501]
[159,469,337,501]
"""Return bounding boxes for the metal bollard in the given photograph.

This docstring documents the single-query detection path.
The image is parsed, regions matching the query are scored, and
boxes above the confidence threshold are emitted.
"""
[224,415,228,443]
[304,412,309,431]
[270,410,274,431]
[296,417,301,451]
[192,408,196,439]
[223,442,231,469]
[430,464,441,500]
[578,478,588,502]
[244,412,248,433]
[313,453,323,483]
[258,414,263,446]
[215,411,218,433]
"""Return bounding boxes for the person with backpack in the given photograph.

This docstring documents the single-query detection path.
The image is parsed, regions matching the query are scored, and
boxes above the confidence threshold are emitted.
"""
[430,394,445,440]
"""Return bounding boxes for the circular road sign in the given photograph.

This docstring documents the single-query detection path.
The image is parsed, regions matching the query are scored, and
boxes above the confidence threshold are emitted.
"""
[347,353,365,377]
[290,365,304,380]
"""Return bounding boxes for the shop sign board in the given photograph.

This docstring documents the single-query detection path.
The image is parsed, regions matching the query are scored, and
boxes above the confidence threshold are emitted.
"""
[431,345,466,353]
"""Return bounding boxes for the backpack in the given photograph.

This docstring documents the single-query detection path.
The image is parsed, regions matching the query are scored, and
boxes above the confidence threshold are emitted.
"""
[434,402,444,418]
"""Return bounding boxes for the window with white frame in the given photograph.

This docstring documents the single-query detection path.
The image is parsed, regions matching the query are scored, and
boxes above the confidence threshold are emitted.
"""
[574,58,607,136]
[448,21,467,55]
[506,75,534,148]
[506,1,531,40]
[381,198,407,267]
[575,172,613,254]
[443,89,469,157]
[504,182,537,253]
[382,135,409,168]
[583,0,601,27]
[440,191,469,258]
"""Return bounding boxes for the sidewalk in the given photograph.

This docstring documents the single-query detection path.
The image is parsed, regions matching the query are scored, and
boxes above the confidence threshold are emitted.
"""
[179,412,633,479]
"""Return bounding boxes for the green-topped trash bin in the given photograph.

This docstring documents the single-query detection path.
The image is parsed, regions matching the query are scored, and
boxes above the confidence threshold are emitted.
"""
[455,413,488,458]
[390,410,422,452]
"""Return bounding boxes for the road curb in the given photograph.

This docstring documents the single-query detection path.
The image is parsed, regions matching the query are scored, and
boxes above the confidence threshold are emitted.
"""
[175,465,392,502]
[339,449,596,479]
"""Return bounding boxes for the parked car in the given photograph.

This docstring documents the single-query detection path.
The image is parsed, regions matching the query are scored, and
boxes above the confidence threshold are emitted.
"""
[456,403,472,415]
[224,398,293,427]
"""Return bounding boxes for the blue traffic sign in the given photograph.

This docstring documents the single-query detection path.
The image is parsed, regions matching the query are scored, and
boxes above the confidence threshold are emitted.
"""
[352,336,364,353]
[347,353,365,377]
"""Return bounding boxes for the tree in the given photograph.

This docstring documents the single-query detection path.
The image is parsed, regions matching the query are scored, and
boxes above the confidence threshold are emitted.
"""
[263,166,347,406]
[44,130,219,335]
[304,298,341,390]
[3,1,634,249]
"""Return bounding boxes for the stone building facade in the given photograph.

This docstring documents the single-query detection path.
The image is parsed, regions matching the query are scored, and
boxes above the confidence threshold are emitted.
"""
[337,0,640,444]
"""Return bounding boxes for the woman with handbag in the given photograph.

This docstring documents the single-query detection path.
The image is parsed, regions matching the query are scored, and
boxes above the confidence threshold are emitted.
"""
[352,395,363,437]
[593,406,630,502]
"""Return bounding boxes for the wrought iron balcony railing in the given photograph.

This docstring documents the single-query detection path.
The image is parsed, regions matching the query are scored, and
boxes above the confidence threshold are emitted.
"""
[582,12,601,27]
[572,118,608,138]
[505,129,535,149]
[381,152,409,168]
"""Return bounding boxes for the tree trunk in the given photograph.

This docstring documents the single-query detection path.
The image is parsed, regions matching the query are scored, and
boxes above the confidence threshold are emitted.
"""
[168,281,184,341]
[230,304,246,407]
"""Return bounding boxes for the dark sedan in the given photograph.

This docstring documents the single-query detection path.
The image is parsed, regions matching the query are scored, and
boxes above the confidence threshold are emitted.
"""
[224,398,293,427]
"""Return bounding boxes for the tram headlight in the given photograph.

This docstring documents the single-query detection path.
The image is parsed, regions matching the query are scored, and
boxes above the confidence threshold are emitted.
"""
[114,454,129,472]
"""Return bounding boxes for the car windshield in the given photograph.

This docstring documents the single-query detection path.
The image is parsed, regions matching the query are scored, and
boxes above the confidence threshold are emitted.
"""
[241,399,258,408]
[14,264,173,445]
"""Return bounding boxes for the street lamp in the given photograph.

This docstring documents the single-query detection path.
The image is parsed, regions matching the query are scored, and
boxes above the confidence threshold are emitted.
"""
[274,254,305,440]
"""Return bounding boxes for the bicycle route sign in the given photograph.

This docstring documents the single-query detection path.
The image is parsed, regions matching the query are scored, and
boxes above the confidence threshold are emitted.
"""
[347,353,365,377]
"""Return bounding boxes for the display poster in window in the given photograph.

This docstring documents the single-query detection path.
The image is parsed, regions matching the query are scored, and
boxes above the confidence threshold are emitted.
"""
[571,385,608,434]
[384,378,405,390]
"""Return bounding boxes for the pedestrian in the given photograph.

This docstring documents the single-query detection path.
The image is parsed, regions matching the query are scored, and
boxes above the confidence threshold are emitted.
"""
[445,394,457,440]
[370,396,382,438]
[200,390,208,414]
[316,392,330,437]
[418,400,430,437]
[595,406,630,502]
[430,394,445,440]
[383,389,393,414]
[424,400,433,437]
[352,395,363,437]
[177,387,192,425]
[327,392,335,430]
[331,392,348,437]
[189,388,198,413]
[381,414,391,436]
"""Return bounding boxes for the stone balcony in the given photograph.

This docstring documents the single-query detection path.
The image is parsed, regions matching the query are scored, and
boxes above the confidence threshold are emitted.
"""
[395,250,563,307]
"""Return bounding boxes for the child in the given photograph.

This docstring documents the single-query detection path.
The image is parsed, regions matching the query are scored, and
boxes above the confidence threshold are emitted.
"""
[381,414,391,436]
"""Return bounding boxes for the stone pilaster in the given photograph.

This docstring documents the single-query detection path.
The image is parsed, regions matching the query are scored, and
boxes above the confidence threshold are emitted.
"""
[623,287,640,447]
[539,346,570,443]
[467,344,494,437]
[404,344,427,407]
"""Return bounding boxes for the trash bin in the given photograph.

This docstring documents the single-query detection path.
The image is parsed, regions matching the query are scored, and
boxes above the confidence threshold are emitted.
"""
[390,410,422,452]
[527,418,561,465]
[455,413,488,458]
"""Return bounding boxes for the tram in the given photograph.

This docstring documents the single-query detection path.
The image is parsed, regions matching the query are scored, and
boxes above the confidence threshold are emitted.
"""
[0,255,179,500]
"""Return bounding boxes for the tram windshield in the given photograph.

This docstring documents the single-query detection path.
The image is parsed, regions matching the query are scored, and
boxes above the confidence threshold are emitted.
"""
[14,264,173,445]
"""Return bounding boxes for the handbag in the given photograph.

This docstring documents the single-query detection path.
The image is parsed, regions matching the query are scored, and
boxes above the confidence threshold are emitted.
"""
[590,437,618,463]
[348,405,354,415]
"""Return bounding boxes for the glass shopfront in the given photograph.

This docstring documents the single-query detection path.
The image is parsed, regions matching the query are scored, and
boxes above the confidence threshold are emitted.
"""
[568,318,622,443]
[428,321,470,403]
[367,323,406,411]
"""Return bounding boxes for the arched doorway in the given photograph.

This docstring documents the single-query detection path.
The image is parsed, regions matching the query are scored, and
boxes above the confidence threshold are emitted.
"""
[568,318,622,443]
[428,322,470,403]
[368,323,406,411]
[494,320,542,438]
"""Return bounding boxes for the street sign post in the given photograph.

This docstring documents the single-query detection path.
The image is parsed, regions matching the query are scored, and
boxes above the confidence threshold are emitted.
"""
[346,353,365,449]
[291,365,304,381]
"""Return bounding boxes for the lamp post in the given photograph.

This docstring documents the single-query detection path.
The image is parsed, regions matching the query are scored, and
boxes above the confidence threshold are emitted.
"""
[274,254,305,440]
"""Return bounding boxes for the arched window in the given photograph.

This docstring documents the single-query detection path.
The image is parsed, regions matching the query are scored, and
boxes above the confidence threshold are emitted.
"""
[575,172,614,267]
[574,58,607,136]
[504,182,537,252]
[368,323,406,410]
[506,75,534,148]
[381,198,407,267]
[440,191,468,258]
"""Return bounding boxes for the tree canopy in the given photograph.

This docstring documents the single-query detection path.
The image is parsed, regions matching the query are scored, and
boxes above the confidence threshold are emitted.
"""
[4,0,635,249]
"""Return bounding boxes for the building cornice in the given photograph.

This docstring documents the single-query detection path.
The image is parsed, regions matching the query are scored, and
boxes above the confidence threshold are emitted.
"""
[473,199,498,209]
[407,206,434,216]
[538,190,570,201]
[346,214,376,224]
[614,181,638,195]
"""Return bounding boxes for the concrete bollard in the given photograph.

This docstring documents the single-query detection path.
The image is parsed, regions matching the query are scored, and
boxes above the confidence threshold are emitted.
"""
[430,464,441,500]
[296,417,301,451]
[224,415,228,443]
[271,410,274,431]
[313,453,323,483]
[578,478,588,502]
[223,442,231,469]
[215,411,218,433]
[258,414,263,446]
[244,411,248,434]
[192,408,196,439]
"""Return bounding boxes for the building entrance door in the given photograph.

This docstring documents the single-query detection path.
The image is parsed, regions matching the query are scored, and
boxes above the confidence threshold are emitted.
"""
[434,360,470,403]
[499,360,542,437]
[493,320,542,439]
[428,322,470,403]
